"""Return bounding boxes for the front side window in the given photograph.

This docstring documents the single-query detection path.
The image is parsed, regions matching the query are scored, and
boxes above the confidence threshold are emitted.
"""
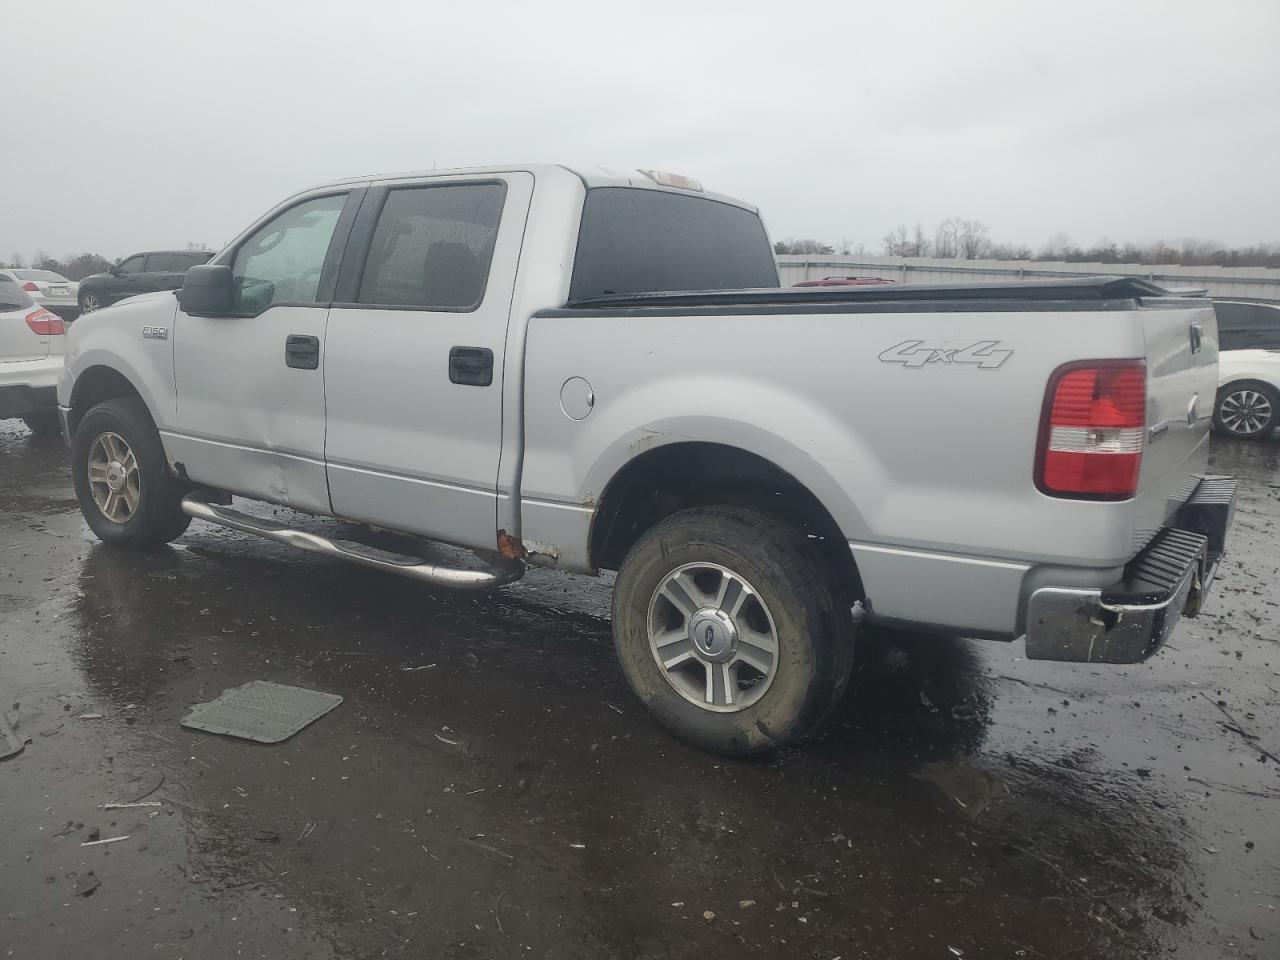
[356,182,506,310]
[117,254,146,275]
[232,193,347,314]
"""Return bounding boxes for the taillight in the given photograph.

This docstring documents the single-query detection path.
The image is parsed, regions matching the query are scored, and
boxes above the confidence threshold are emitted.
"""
[25,308,65,336]
[21,281,39,292]
[1036,360,1146,500]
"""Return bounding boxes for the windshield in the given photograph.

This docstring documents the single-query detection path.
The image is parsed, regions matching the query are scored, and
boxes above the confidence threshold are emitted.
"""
[568,187,779,302]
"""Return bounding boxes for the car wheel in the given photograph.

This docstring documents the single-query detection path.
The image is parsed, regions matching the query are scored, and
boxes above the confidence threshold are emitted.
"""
[612,505,856,755]
[78,291,102,313]
[20,409,61,438]
[71,397,192,547]
[1214,380,1279,440]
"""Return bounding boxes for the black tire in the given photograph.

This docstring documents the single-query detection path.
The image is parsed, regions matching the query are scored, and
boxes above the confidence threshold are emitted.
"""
[612,506,856,755]
[1213,380,1279,440]
[71,397,191,547]
[20,409,61,438]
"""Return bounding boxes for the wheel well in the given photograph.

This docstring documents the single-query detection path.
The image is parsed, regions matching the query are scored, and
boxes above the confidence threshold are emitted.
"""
[589,442,863,601]
[69,366,144,435]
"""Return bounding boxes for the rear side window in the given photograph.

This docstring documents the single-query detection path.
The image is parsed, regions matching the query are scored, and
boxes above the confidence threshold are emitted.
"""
[568,187,779,302]
[148,253,182,272]
[357,183,506,311]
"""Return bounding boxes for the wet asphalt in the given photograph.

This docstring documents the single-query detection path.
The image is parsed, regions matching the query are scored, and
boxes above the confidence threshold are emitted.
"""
[0,423,1277,960]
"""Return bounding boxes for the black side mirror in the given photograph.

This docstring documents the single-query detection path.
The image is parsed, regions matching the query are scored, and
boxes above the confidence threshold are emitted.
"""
[109,262,121,276]
[178,264,236,316]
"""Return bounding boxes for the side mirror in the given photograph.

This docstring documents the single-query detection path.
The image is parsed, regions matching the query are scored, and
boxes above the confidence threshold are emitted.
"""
[178,264,236,316]
[108,262,121,276]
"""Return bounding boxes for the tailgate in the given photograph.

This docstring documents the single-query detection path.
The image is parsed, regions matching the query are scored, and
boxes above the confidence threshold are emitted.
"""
[1134,301,1218,548]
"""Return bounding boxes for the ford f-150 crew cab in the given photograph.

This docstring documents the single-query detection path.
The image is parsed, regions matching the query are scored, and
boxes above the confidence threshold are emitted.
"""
[57,164,1237,754]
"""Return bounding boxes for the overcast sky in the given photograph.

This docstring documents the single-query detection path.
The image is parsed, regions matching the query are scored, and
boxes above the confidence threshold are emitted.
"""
[4,0,1278,261]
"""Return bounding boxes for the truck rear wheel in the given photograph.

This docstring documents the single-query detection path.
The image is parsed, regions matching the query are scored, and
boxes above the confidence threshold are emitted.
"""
[612,506,855,755]
[71,398,191,547]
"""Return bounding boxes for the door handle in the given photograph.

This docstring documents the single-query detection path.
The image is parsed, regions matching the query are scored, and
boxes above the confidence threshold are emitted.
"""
[285,334,320,370]
[1189,321,1203,354]
[449,346,493,386]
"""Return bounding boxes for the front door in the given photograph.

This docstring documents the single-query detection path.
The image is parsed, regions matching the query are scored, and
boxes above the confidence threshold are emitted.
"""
[166,190,358,513]
[108,253,149,304]
[323,173,533,550]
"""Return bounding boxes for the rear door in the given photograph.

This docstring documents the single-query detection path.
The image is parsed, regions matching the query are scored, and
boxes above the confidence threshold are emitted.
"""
[146,253,196,292]
[323,172,533,550]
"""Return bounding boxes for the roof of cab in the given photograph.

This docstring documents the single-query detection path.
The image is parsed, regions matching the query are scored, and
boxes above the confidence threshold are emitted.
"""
[315,163,758,213]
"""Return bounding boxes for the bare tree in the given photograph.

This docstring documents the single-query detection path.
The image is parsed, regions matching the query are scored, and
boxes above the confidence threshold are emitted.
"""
[958,220,990,259]
[6,252,25,269]
[912,223,931,258]
[1037,232,1073,260]
[934,218,961,259]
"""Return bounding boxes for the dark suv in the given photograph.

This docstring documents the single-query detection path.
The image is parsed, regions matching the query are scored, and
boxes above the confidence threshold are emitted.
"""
[78,250,213,313]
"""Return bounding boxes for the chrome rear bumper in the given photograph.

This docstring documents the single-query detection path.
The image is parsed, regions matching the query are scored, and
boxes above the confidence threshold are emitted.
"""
[1024,476,1236,664]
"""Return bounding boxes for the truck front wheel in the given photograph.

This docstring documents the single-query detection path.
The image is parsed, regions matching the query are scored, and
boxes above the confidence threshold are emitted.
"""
[71,398,191,547]
[612,506,855,755]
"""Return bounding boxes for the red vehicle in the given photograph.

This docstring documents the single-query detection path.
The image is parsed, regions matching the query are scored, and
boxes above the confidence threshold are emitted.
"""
[792,276,895,287]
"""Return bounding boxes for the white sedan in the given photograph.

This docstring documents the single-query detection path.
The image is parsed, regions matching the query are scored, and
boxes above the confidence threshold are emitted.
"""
[0,268,80,321]
[1214,300,1280,440]
[0,275,65,436]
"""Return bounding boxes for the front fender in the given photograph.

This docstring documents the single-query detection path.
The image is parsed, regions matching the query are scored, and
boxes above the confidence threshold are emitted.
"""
[60,293,179,428]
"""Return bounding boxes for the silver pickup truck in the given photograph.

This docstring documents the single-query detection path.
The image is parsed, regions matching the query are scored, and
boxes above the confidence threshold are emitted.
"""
[57,164,1236,754]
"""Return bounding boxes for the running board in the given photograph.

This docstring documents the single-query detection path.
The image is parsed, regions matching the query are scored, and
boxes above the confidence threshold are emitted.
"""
[180,493,524,591]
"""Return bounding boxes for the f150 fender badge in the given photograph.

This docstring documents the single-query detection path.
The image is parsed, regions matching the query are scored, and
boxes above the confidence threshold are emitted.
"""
[141,326,169,340]
[879,339,1012,369]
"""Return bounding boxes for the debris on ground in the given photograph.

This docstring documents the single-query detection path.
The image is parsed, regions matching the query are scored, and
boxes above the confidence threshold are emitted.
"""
[102,801,162,810]
[0,712,24,761]
[180,680,342,743]
[702,910,716,922]
[75,872,101,897]
[81,835,131,847]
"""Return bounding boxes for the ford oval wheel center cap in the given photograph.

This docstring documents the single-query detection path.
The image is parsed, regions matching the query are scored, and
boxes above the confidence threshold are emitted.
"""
[689,609,737,663]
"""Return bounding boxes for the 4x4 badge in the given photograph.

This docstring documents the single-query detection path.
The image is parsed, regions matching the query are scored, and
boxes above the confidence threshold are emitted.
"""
[879,339,1012,369]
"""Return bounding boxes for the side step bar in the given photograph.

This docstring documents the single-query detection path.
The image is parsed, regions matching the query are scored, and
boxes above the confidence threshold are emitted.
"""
[180,493,524,592]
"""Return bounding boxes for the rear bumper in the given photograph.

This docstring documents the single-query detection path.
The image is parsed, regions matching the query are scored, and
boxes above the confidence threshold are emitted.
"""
[0,383,57,418]
[1024,476,1237,663]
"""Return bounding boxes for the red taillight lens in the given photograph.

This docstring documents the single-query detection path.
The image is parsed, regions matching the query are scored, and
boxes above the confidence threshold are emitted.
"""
[25,308,65,336]
[1036,360,1146,499]
[21,281,40,291]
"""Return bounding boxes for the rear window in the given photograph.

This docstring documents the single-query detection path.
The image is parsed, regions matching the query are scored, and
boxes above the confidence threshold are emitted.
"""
[568,187,779,302]
[1215,301,1280,351]
[15,270,68,282]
